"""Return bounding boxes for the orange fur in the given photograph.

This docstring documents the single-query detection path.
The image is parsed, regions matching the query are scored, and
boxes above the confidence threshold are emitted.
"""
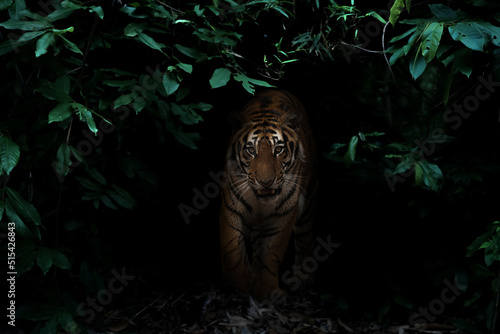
[220,90,317,299]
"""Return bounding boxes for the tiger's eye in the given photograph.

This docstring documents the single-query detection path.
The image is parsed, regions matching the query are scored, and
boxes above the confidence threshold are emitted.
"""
[275,146,284,154]
[246,147,256,155]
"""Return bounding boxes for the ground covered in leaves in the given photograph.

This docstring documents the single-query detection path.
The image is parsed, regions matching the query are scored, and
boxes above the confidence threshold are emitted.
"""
[86,281,467,334]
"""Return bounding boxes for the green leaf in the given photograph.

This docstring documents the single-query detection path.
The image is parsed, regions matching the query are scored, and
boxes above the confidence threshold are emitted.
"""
[272,6,290,18]
[485,252,495,266]
[177,62,193,74]
[35,32,55,57]
[343,135,359,168]
[57,75,70,94]
[59,35,82,54]
[89,5,104,19]
[171,130,200,149]
[405,0,411,12]
[387,46,406,65]
[394,160,413,174]
[403,27,423,57]
[421,22,443,62]
[367,11,387,25]
[233,73,274,95]
[114,94,133,109]
[7,0,26,19]
[75,176,101,191]
[174,43,208,60]
[186,102,212,112]
[100,194,118,210]
[414,160,443,191]
[132,95,148,113]
[210,68,232,89]
[5,199,35,240]
[47,8,77,22]
[5,186,41,226]
[467,222,498,257]
[174,19,194,25]
[449,23,485,52]
[414,161,424,186]
[163,71,180,96]
[5,196,41,240]
[389,26,418,43]
[58,311,78,333]
[87,167,107,185]
[171,103,203,125]
[0,0,13,10]
[48,103,73,123]
[0,136,20,175]
[49,248,71,269]
[389,0,405,26]
[69,145,84,165]
[36,247,53,275]
[475,21,500,47]
[194,5,204,16]
[480,240,492,250]
[73,103,98,134]
[409,52,427,79]
[136,31,166,53]
[454,48,473,77]
[193,29,214,43]
[0,18,49,31]
[18,30,47,43]
[54,143,72,178]
[124,22,145,37]
[107,184,137,209]
[52,26,74,35]
[60,0,83,10]
[428,4,463,21]
[36,77,72,102]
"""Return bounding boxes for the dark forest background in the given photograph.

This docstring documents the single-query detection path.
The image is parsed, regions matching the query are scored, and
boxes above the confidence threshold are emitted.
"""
[1,0,500,333]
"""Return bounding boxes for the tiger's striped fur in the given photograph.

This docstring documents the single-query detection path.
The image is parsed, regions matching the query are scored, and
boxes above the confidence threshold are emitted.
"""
[219,90,317,299]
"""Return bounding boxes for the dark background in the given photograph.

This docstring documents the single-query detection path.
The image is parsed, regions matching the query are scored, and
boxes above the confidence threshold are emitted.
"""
[1,0,500,332]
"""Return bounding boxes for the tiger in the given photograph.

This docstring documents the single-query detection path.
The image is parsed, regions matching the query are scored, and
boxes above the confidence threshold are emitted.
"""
[219,90,317,299]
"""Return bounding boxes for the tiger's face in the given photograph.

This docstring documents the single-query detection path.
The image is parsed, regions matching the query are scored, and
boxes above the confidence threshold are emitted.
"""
[232,120,304,200]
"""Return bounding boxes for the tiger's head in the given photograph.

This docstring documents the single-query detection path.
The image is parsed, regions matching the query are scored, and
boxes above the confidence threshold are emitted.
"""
[229,115,305,200]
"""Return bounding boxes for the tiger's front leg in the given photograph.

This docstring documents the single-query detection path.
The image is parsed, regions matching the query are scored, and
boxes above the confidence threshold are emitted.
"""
[219,207,252,293]
[251,210,296,299]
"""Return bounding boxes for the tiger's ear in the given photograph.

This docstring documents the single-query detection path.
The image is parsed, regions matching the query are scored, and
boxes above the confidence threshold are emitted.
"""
[281,110,303,129]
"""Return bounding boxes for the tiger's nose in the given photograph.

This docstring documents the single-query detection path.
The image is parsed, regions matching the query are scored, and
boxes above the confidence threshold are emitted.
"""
[258,178,274,188]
